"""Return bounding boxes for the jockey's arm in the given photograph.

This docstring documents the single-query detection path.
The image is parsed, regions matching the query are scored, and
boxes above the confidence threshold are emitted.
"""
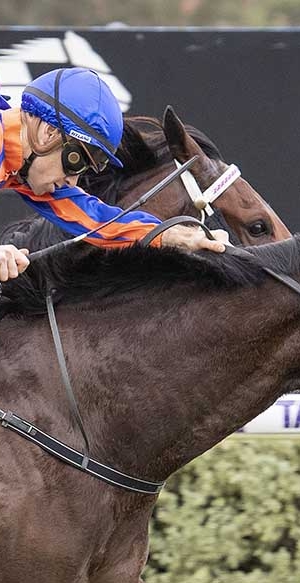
[14,182,229,252]
[0,184,230,281]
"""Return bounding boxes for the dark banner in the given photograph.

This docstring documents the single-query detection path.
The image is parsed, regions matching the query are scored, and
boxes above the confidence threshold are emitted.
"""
[0,27,300,231]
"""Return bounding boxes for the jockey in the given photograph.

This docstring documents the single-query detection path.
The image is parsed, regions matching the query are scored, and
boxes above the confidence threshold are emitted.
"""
[0,67,229,281]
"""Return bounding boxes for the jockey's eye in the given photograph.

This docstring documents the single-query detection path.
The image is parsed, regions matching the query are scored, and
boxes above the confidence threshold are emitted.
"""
[247,220,272,237]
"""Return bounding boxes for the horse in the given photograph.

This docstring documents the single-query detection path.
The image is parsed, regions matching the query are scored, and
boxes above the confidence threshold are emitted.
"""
[0,106,291,251]
[82,105,291,245]
[0,234,300,582]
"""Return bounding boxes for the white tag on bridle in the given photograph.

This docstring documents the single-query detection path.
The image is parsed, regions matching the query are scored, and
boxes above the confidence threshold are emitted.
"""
[203,164,241,204]
[174,160,241,217]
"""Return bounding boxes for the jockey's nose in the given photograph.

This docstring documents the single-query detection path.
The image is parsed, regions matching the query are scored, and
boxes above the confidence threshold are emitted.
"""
[65,175,79,187]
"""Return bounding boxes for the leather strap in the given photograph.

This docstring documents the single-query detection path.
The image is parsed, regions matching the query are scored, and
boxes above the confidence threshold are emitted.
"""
[46,290,90,466]
[0,408,165,494]
[140,215,215,247]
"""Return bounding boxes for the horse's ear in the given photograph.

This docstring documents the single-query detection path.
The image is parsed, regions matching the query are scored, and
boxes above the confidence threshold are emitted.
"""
[162,105,188,154]
[163,106,213,170]
[163,105,184,132]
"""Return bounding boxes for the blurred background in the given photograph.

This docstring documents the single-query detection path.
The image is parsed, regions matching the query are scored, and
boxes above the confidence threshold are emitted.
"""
[1,0,300,27]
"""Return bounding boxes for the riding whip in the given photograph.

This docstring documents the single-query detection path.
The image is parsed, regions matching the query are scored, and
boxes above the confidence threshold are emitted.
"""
[28,155,199,262]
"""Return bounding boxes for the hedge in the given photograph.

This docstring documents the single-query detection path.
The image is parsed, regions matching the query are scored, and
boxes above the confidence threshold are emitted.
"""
[143,436,300,583]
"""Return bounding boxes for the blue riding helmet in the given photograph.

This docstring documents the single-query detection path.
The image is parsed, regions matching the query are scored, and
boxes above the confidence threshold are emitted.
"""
[21,67,123,168]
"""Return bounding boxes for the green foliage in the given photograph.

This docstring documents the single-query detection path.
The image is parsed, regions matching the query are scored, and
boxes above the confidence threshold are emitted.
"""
[2,0,300,27]
[143,436,300,582]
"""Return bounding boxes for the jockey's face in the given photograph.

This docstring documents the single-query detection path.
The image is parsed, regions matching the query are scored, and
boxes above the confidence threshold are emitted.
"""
[26,147,80,196]
[22,118,94,196]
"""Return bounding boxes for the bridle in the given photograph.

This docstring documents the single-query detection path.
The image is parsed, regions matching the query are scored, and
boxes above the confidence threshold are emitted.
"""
[1,157,299,495]
[174,160,241,221]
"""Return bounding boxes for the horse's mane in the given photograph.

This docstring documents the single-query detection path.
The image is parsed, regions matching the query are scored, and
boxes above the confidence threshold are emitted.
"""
[2,236,300,318]
[119,115,223,171]
[80,115,223,198]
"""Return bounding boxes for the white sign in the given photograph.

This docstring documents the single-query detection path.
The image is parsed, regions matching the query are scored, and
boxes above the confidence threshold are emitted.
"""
[238,394,300,434]
[0,31,132,112]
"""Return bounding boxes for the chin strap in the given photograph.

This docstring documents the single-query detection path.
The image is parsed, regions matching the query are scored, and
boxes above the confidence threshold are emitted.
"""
[18,152,38,181]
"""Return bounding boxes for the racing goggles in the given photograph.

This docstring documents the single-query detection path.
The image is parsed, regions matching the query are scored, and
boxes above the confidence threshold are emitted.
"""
[62,140,109,176]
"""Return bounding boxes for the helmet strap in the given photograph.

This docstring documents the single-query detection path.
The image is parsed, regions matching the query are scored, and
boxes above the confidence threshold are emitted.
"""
[54,69,68,146]
[18,152,38,181]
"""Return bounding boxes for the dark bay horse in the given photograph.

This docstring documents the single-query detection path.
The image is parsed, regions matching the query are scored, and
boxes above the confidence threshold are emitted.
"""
[0,107,290,250]
[1,237,300,582]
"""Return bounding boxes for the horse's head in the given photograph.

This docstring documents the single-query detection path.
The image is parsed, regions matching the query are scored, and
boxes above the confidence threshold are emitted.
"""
[162,106,291,245]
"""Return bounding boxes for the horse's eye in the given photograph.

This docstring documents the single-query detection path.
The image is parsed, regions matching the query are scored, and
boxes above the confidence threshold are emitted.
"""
[248,220,271,237]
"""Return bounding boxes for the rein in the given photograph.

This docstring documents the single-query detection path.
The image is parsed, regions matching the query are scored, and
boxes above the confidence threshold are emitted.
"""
[141,217,300,296]
[225,246,300,295]
[140,215,216,246]
[46,290,90,463]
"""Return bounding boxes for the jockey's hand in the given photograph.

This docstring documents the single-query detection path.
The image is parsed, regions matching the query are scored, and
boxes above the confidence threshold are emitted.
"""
[161,226,231,253]
[0,245,30,281]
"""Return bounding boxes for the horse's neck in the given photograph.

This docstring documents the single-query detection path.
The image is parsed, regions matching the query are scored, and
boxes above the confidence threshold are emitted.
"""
[50,282,300,481]
[2,275,299,483]
[149,282,300,476]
